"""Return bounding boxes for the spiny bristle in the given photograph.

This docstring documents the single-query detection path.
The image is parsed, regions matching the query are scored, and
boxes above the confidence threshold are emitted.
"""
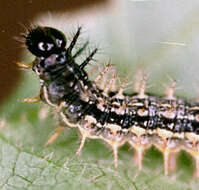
[79,48,98,70]
[164,80,177,100]
[104,69,117,94]
[137,73,148,99]
[94,63,112,83]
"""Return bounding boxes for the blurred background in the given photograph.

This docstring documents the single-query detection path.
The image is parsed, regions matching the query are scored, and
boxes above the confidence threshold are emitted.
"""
[2,0,199,103]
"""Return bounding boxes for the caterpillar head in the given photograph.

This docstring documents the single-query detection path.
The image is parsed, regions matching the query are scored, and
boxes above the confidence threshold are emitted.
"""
[25,26,66,58]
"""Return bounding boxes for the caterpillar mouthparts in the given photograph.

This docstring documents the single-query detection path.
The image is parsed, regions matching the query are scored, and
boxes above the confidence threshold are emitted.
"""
[17,25,199,178]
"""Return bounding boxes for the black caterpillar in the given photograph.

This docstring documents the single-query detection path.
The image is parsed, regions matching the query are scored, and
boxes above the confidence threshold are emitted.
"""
[17,26,199,178]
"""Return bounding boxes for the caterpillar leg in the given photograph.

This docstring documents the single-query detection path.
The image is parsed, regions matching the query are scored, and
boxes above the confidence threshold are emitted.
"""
[44,126,64,147]
[112,143,119,168]
[163,149,171,176]
[103,140,120,168]
[129,143,146,172]
[129,134,152,172]
[168,152,178,173]
[135,146,144,171]
[76,116,100,156]
[107,140,125,168]
[52,102,66,115]
[16,62,33,69]
[76,134,87,156]
[76,124,93,156]
[17,61,40,104]
[162,149,178,176]
[155,138,180,176]
[20,95,40,103]
[104,137,125,168]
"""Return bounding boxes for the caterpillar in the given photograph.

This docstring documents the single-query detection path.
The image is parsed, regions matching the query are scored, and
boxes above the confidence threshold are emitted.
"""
[17,25,199,178]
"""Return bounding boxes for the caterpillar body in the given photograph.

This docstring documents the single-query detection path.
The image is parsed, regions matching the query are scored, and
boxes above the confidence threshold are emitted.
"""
[17,26,199,178]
